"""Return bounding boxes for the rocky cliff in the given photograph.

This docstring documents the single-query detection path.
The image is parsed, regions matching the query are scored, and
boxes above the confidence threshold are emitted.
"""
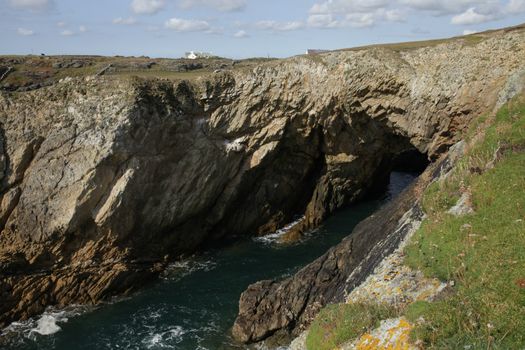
[0,26,524,329]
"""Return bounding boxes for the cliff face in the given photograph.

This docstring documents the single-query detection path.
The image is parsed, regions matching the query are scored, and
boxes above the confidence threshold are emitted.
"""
[0,27,524,328]
[232,147,457,344]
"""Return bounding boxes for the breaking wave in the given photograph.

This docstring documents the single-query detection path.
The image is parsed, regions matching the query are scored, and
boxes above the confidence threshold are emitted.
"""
[2,305,90,342]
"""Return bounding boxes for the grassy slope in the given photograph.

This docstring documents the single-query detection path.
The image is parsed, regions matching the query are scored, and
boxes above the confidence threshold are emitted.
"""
[306,94,525,350]
[404,93,525,349]
[336,23,524,53]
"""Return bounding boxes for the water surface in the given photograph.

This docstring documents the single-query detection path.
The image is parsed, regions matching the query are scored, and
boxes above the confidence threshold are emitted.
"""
[2,172,417,350]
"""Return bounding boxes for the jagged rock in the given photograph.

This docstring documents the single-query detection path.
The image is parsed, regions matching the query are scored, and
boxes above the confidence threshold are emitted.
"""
[231,30,525,343]
[233,162,432,343]
[232,151,462,343]
[0,27,524,329]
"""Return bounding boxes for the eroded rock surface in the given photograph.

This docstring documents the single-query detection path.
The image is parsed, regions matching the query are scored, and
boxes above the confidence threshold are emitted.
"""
[0,27,524,328]
[232,29,525,343]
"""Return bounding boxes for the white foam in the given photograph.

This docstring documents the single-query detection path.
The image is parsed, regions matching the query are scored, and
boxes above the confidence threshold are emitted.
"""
[254,216,305,245]
[32,314,62,335]
[2,305,90,340]
[142,326,186,349]
[224,137,245,153]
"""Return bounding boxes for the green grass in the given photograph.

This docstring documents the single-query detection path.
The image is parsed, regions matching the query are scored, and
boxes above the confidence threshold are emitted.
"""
[404,93,525,349]
[305,303,396,350]
[1,55,275,90]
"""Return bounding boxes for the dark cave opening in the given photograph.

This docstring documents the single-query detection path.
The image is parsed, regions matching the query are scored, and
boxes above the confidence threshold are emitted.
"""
[366,144,430,200]
[391,148,430,173]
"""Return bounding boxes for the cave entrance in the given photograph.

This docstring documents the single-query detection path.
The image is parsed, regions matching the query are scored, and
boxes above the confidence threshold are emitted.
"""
[391,148,430,173]
[367,142,430,200]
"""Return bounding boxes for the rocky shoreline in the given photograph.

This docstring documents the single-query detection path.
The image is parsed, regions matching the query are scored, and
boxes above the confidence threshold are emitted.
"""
[0,25,524,334]
[233,154,444,343]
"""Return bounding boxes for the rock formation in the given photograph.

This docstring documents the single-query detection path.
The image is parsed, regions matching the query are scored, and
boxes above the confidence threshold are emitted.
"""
[232,146,457,343]
[0,25,524,330]
[232,28,525,343]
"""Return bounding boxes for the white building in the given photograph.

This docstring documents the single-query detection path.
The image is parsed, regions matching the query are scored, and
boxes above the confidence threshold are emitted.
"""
[306,49,330,55]
[185,51,214,60]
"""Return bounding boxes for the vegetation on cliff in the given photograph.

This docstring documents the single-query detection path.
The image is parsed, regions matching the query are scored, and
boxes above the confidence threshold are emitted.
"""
[305,92,525,349]
[404,93,525,348]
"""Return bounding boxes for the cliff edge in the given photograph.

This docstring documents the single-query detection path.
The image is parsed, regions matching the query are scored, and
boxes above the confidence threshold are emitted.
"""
[0,25,523,330]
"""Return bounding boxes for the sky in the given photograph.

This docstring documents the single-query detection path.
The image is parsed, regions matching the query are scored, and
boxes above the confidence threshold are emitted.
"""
[1,0,524,59]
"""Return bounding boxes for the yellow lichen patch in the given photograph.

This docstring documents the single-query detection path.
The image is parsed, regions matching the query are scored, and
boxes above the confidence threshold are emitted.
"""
[344,318,415,350]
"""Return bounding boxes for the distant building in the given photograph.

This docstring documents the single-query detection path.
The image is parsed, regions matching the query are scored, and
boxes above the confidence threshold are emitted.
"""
[306,49,330,55]
[185,51,214,60]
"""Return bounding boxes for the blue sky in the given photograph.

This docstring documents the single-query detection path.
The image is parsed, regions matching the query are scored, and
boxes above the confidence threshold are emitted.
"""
[1,0,524,58]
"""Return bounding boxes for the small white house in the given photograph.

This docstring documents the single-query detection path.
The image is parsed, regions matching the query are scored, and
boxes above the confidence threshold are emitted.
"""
[186,51,198,59]
[185,51,213,60]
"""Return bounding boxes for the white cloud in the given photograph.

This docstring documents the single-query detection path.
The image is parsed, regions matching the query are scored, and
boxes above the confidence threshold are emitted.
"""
[307,14,341,28]
[505,0,525,13]
[57,21,66,27]
[463,29,479,34]
[395,0,522,25]
[165,18,211,32]
[234,30,249,38]
[307,0,523,28]
[345,12,376,27]
[17,27,34,36]
[398,0,495,15]
[9,0,50,11]
[451,7,493,24]
[79,25,87,32]
[179,0,246,12]
[61,29,75,36]
[256,20,305,31]
[113,17,138,25]
[308,0,408,28]
[310,0,389,14]
[385,9,406,22]
[399,0,452,13]
[131,0,164,15]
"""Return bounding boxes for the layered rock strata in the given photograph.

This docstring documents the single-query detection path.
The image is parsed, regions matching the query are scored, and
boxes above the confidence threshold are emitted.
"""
[0,27,524,328]
[231,29,525,343]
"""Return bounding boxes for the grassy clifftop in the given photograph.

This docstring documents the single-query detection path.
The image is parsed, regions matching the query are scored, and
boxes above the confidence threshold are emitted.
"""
[0,55,275,92]
[305,92,525,349]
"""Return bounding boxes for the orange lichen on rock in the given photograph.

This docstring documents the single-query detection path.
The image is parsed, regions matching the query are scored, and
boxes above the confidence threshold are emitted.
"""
[345,318,415,350]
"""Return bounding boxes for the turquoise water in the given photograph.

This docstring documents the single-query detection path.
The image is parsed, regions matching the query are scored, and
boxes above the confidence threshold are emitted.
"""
[1,172,417,350]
